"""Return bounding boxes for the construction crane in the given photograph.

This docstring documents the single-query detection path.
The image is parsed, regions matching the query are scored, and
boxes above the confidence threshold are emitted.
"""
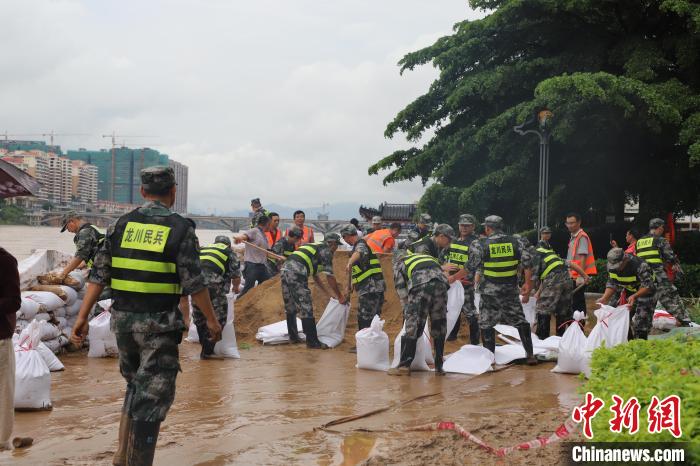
[41,131,90,146]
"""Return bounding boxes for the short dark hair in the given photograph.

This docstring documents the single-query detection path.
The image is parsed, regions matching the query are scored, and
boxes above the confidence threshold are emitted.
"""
[257,215,271,226]
[566,212,581,222]
[390,222,402,231]
[293,210,305,218]
[143,185,172,196]
[268,212,279,218]
[350,218,359,227]
[627,228,640,239]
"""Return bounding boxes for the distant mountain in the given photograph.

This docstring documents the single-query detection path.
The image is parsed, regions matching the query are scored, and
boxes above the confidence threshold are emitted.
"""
[191,202,364,220]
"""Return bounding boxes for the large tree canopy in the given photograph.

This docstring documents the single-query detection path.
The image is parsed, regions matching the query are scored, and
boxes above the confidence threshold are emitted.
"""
[370,0,700,229]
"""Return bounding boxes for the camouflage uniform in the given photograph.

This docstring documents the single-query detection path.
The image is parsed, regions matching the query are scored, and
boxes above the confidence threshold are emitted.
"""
[637,234,690,324]
[531,242,574,337]
[192,246,240,355]
[408,235,440,258]
[352,240,385,322]
[606,254,656,336]
[73,223,103,267]
[444,234,479,320]
[280,242,334,319]
[268,236,296,276]
[89,200,203,422]
[466,233,532,330]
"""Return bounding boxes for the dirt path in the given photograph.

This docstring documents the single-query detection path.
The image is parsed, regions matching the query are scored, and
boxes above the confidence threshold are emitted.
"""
[8,339,582,465]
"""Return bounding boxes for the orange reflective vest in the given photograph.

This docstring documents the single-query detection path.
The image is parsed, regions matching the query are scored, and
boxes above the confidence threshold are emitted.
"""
[365,229,395,253]
[265,229,282,247]
[569,230,597,278]
[286,225,314,246]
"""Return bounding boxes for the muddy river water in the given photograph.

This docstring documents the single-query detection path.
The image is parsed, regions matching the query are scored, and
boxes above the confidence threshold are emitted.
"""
[1,225,585,465]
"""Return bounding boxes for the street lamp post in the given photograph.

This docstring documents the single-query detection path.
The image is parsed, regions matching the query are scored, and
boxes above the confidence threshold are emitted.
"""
[514,109,553,231]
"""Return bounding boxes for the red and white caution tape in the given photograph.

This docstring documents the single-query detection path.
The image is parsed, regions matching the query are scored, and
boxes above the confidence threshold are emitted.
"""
[408,418,578,457]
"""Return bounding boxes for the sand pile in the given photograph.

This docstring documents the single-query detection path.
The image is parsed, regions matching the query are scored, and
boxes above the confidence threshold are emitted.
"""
[234,251,406,345]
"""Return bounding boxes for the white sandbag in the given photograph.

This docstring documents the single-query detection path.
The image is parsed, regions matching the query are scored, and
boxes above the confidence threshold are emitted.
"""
[37,340,64,367]
[653,310,677,331]
[494,344,547,365]
[54,317,67,329]
[54,307,66,318]
[97,299,113,311]
[520,295,537,325]
[88,311,113,343]
[59,286,78,305]
[445,282,465,341]
[21,291,64,311]
[185,320,199,343]
[356,315,390,371]
[212,294,240,358]
[77,288,87,299]
[66,300,81,317]
[256,319,306,345]
[38,320,61,341]
[551,312,587,374]
[317,298,350,348]
[422,322,434,365]
[14,346,52,410]
[88,333,118,358]
[443,344,494,375]
[534,335,562,352]
[391,323,431,371]
[34,313,51,322]
[17,297,43,320]
[494,324,541,345]
[582,305,629,377]
[67,271,86,289]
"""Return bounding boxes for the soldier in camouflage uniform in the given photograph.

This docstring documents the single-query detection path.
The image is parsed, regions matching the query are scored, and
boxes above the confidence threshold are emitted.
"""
[192,235,241,359]
[58,211,109,299]
[635,218,691,326]
[466,215,537,364]
[597,248,656,339]
[267,226,303,276]
[412,213,433,240]
[389,248,449,376]
[408,223,452,258]
[341,224,386,352]
[442,214,480,343]
[70,166,222,466]
[280,233,347,349]
[532,227,590,339]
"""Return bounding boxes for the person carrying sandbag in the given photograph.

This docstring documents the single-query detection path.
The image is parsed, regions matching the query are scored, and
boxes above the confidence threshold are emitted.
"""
[389,246,449,376]
[70,166,222,466]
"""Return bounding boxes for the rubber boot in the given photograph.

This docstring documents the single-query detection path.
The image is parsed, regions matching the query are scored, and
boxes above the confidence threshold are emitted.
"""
[434,337,446,376]
[447,315,460,341]
[555,314,568,337]
[286,314,302,344]
[302,318,328,350]
[481,328,496,354]
[634,330,648,340]
[126,420,160,466]
[536,314,551,340]
[468,316,480,345]
[387,336,416,376]
[112,413,131,466]
[518,324,538,365]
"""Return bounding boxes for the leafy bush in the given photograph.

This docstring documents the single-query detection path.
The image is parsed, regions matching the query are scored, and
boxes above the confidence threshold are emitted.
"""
[581,335,699,460]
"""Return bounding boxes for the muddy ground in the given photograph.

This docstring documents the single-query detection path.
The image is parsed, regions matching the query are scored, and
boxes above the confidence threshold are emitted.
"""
[7,251,589,465]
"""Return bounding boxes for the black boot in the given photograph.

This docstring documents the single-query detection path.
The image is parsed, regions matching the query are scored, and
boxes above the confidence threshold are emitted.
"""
[388,336,416,375]
[447,315,460,341]
[536,314,551,340]
[468,316,480,345]
[518,324,538,365]
[126,420,160,466]
[555,314,568,337]
[434,336,446,376]
[302,318,328,349]
[481,328,496,354]
[634,330,648,340]
[286,314,302,343]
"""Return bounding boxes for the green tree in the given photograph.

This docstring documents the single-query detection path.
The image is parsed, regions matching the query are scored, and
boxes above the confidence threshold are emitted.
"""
[0,200,29,225]
[370,0,700,229]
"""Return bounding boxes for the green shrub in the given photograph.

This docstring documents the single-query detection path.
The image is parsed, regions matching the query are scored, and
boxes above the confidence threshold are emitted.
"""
[581,336,699,460]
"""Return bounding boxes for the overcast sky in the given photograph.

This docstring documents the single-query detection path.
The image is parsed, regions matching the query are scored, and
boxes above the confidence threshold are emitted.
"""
[1,0,483,214]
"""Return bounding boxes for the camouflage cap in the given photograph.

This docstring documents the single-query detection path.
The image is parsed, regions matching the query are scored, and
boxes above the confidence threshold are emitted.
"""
[539,226,552,234]
[214,235,231,247]
[287,225,303,238]
[141,166,176,191]
[418,213,432,224]
[606,247,625,271]
[406,230,420,242]
[340,224,358,237]
[433,223,455,239]
[458,214,477,225]
[324,232,342,243]
[649,218,665,229]
[371,216,382,224]
[251,197,261,206]
[59,211,80,232]
[482,215,504,229]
